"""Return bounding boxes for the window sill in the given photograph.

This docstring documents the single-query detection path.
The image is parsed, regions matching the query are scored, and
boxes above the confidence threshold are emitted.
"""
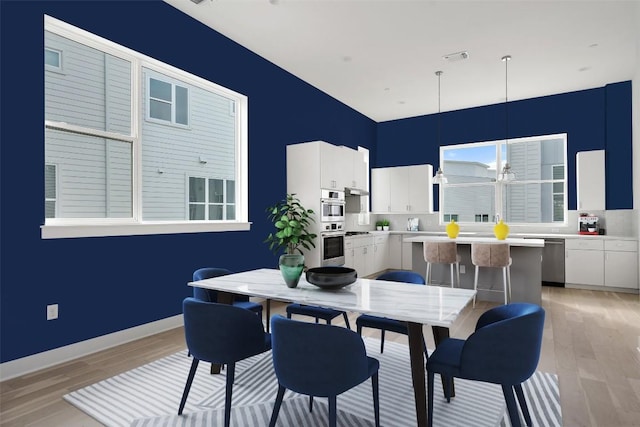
[41,221,251,239]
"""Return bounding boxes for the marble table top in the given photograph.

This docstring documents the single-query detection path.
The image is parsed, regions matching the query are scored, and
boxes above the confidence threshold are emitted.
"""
[403,235,545,247]
[189,268,476,327]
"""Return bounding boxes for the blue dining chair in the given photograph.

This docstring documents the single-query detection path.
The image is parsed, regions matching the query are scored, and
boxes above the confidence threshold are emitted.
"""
[192,267,264,317]
[178,298,272,427]
[268,315,380,427]
[285,303,351,329]
[426,303,545,427]
[355,270,427,353]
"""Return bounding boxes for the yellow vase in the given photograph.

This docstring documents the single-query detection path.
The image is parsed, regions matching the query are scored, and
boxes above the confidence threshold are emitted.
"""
[445,220,460,239]
[494,219,510,240]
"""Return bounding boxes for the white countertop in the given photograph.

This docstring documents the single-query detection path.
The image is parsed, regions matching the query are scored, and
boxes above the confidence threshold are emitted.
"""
[366,230,636,241]
[403,235,545,247]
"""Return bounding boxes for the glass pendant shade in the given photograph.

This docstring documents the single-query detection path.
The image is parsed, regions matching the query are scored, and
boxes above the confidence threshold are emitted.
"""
[497,162,515,182]
[433,167,448,184]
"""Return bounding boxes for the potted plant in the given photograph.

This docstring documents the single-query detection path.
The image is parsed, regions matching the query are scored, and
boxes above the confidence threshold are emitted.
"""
[381,219,390,231]
[264,193,317,288]
[375,220,383,231]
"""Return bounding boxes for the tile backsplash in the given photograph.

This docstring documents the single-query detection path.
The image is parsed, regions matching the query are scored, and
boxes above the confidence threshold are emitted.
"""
[348,209,638,238]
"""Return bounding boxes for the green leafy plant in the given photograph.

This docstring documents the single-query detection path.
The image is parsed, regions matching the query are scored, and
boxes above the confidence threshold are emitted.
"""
[264,193,317,255]
[381,219,390,227]
[375,220,383,227]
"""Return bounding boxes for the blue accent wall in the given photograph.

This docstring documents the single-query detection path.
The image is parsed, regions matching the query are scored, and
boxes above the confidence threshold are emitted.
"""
[0,1,376,363]
[376,82,632,211]
[0,1,633,364]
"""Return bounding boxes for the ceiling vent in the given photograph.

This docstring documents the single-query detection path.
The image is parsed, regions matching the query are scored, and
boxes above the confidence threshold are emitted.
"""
[443,51,469,62]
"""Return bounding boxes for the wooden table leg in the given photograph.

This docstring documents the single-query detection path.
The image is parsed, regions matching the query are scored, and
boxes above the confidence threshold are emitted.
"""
[407,322,427,427]
[208,291,236,375]
[432,325,455,398]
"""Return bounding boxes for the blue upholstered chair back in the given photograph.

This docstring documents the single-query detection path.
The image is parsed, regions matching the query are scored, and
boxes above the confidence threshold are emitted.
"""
[270,315,370,397]
[182,297,269,364]
[461,303,545,385]
[192,267,242,302]
[376,270,425,285]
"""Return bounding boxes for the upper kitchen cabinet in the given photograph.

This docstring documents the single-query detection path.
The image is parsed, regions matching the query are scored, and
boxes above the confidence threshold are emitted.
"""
[288,141,368,192]
[371,164,433,213]
[576,150,605,211]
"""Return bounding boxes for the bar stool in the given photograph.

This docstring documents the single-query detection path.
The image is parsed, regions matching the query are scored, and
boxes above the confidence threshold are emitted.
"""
[471,242,512,307]
[423,241,460,288]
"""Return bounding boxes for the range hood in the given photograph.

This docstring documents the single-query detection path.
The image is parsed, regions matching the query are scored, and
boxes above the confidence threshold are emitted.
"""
[345,187,369,196]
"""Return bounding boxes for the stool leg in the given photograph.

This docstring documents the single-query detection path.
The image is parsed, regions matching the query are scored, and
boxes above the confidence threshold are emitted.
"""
[449,264,454,288]
[502,267,508,305]
[455,262,460,288]
[426,262,431,285]
[507,265,512,302]
[473,266,479,308]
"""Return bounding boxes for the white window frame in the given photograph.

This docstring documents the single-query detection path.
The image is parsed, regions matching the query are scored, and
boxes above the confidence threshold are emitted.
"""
[146,76,190,128]
[187,176,236,221]
[45,163,58,218]
[437,133,567,227]
[551,164,565,222]
[44,47,62,72]
[41,15,249,239]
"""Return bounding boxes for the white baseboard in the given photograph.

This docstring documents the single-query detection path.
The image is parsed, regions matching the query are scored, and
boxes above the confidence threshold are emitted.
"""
[0,315,183,382]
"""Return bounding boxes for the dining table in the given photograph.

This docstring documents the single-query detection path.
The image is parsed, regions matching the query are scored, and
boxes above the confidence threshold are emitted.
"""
[189,268,476,427]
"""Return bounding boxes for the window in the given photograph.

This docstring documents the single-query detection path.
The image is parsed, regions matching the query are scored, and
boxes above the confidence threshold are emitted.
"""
[147,77,189,126]
[474,214,489,222]
[438,133,567,226]
[45,164,57,218]
[443,214,458,222]
[188,177,236,220]
[43,16,248,239]
[45,47,62,71]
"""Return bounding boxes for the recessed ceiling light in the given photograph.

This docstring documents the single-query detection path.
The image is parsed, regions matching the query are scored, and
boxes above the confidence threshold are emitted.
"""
[579,66,591,72]
[588,43,598,48]
[443,51,469,62]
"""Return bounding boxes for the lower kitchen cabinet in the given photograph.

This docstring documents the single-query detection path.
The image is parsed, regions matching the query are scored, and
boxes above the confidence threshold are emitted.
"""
[565,238,638,290]
[604,240,638,289]
[565,239,604,286]
[372,235,389,275]
[344,236,374,277]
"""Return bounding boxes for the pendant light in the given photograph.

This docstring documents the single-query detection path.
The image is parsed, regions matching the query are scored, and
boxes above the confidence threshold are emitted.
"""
[432,70,448,184]
[497,55,516,182]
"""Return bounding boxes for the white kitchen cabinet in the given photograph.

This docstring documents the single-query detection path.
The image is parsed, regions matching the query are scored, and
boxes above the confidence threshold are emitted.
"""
[345,236,374,277]
[320,142,347,190]
[604,240,638,289]
[388,234,403,269]
[344,147,368,190]
[565,239,604,286]
[371,164,433,213]
[372,234,389,275]
[576,150,605,211]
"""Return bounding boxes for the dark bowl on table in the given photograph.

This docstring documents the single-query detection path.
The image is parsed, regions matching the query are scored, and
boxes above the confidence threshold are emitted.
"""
[305,267,357,290]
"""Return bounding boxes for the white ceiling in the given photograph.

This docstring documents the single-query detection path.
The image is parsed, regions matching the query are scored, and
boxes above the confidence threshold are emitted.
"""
[164,0,639,122]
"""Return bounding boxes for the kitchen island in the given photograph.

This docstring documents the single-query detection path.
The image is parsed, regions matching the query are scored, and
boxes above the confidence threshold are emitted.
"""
[404,236,544,305]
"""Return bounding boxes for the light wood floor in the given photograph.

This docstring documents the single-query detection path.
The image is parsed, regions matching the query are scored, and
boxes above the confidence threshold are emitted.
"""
[1,285,639,427]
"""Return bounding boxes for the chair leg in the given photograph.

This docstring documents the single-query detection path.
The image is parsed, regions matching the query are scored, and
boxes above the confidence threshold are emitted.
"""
[357,324,363,336]
[224,362,236,427]
[268,384,286,427]
[380,329,385,353]
[372,372,380,427]
[266,299,271,333]
[443,375,451,403]
[342,312,351,330]
[328,395,337,427]
[427,370,434,427]
[456,262,460,287]
[514,384,532,426]
[178,358,199,415]
[502,384,523,427]
[309,395,314,412]
[473,266,480,307]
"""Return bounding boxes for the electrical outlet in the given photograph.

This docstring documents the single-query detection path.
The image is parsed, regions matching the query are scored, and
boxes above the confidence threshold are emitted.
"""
[47,304,58,320]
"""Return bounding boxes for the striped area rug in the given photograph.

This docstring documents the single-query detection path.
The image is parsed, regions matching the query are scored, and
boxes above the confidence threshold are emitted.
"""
[63,338,561,427]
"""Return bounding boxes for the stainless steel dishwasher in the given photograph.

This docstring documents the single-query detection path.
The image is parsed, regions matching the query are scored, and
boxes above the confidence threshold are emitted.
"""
[542,238,565,286]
